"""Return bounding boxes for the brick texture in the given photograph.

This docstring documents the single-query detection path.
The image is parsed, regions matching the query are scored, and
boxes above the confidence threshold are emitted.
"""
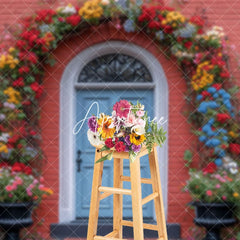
[0,0,240,239]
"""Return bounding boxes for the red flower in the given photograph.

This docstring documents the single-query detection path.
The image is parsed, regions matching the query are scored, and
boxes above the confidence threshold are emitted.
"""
[22,100,31,105]
[35,9,56,24]
[30,82,43,98]
[66,15,81,27]
[184,41,193,49]
[58,17,64,22]
[115,141,125,152]
[216,113,231,124]
[8,135,19,145]
[163,25,173,34]
[105,138,114,148]
[203,162,217,174]
[0,162,9,168]
[220,71,230,78]
[18,66,30,74]
[29,130,37,136]
[12,162,32,175]
[229,143,240,155]
[190,16,204,27]
[201,90,211,98]
[11,162,22,172]
[148,20,161,29]
[12,77,24,87]
[212,84,222,91]
[16,40,28,50]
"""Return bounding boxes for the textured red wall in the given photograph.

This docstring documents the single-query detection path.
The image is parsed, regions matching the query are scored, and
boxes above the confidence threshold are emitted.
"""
[0,0,240,239]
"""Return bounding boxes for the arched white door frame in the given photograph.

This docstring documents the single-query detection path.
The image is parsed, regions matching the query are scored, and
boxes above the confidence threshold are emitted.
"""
[59,41,169,222]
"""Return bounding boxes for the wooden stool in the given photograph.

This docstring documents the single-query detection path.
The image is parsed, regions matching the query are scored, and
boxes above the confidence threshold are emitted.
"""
[87,146,168,240]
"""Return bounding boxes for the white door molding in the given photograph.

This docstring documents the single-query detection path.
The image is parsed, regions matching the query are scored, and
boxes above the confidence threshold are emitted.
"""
[59,41,169,222]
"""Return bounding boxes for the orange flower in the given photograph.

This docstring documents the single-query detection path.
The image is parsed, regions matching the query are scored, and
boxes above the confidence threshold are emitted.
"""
[97,115,115,139]
[43,32,55,46]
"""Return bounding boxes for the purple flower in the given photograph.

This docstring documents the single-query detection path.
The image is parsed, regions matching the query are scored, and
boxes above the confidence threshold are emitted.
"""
[125,145,130,152]
[124,135,131,146]
[88,116,98,132]
[132,144,141,153]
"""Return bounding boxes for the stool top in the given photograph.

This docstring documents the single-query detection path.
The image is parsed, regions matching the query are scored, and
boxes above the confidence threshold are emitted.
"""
[94,143,157,160]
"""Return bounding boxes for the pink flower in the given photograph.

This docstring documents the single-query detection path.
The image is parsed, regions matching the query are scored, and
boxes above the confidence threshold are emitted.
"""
[15,178,23,185]
[222,195,227,201]
[136,110,144,117]
[206,190,213,196]
[5,185,13,192]
[8,194,13,198]
[215,184,221,189]
[113,100,131,118]
[125,113,136,127]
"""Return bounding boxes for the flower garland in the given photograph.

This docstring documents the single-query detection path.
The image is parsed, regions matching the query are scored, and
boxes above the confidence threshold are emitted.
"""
[0,0,239,221]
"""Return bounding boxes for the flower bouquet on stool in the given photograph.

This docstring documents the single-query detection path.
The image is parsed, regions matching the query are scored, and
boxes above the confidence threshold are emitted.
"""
[87,100,166,162]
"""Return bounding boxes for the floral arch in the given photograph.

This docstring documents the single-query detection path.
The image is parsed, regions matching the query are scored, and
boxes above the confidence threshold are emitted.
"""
[0,0,240,234]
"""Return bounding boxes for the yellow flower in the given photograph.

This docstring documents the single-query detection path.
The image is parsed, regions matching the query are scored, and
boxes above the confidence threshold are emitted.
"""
[79,0,103,20]
[8,47,15,53]
[97,115,115,139]
[233,192,239,198]
[3,87,21,104]
[229,131,238,138]
[129,133,146,145]
[0,143,8,153]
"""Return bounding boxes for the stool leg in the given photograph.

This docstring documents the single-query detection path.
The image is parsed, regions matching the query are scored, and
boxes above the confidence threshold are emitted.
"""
[87,150,104,240]
[130,157,144,240]
[113,158,123,238]
[149,148,168,240]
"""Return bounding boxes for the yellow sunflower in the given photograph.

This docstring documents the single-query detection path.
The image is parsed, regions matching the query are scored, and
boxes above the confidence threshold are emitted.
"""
[97,115,115,139]
[129,132,146,145]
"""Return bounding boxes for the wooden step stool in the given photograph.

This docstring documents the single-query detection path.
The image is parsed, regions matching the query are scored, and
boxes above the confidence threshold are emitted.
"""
[87,145,168,240]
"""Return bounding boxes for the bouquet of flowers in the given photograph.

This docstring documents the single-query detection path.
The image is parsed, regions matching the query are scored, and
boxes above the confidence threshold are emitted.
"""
[87,100,166,162]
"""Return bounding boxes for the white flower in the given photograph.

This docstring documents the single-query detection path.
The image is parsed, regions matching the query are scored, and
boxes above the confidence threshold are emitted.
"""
[136,118,146,127]
[101,0,110,5]
[131,125,145,135]
[87,129,103,146]
[60,4,76,14]
[0,133,9,142]
[228,162,238,175]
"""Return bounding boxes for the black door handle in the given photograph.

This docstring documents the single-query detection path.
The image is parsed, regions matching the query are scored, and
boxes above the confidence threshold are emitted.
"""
[76,150,82,172]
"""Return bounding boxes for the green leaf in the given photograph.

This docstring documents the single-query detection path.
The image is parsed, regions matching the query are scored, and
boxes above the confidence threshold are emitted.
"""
[95,152,113,164]
[99,145,110,152]
[184,150,192,168]
[129,151,137,163]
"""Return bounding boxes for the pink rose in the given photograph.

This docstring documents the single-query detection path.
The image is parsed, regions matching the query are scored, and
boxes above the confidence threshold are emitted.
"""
[206,190,213,196]
[136,110,144,117]
[215,184,221,189]
[5,185,13,192]
[222,195,227,201]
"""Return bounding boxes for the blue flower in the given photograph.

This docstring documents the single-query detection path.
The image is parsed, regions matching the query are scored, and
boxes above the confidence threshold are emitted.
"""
[199,136,207,142]
[123,19,135,33]
[222,136,228,141]
[215,158,222,167]
[198,102,208,113]
[196,95,203,101]
[205,138,221,147]
[155,30,164,40]
[207,87,216,94]
[208,101,219,109]
[213,93,219,99]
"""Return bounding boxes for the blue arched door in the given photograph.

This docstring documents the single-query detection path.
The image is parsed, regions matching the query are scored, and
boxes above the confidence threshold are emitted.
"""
[74,53,154,219]
[75,89,154,218]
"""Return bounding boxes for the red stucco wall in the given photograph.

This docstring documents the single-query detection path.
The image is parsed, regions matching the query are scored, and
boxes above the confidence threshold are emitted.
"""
[1,0,240,239]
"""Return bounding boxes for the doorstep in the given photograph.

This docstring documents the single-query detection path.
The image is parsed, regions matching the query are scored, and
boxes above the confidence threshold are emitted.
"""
[50,218,180,239]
